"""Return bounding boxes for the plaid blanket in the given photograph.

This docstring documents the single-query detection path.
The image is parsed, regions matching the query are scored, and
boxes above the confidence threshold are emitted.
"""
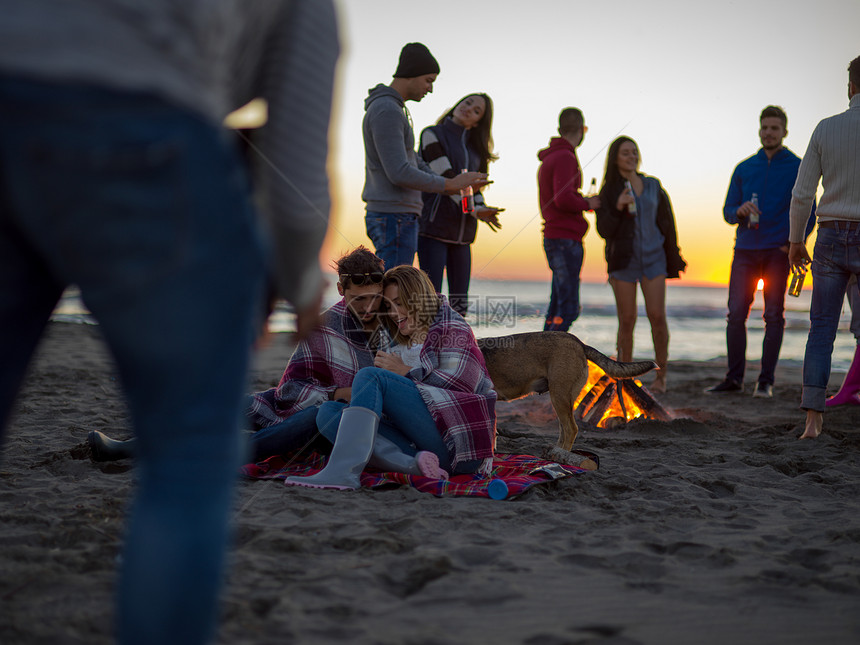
[247,300,388,428]
[406,298,497,467]
[241,452,590,499]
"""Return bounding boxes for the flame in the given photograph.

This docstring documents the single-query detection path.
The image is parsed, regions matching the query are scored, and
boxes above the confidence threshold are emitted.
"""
[574,362,650,428]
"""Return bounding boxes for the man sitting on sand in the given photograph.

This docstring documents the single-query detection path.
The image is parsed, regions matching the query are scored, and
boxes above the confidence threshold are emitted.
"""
[245,247,390,460]
[89,246,391,462]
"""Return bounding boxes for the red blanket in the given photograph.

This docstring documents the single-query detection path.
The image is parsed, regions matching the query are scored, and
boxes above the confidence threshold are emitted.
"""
[241,452,591,499]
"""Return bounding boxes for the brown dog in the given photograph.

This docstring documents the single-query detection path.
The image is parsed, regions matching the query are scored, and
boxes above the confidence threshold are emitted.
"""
[477,331,656,454]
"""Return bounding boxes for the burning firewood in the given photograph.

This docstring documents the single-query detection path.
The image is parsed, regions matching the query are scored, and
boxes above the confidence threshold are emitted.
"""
[574,361,672,428]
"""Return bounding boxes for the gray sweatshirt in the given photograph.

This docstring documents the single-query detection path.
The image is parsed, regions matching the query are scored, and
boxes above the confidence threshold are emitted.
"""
[362,84,446,215]
[0,0,338,309]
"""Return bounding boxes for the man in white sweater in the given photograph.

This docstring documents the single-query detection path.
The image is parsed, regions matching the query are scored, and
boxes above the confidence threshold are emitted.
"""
[788,55,860,440]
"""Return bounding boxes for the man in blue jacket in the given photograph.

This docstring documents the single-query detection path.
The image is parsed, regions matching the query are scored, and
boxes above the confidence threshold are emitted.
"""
[706,106,816,397]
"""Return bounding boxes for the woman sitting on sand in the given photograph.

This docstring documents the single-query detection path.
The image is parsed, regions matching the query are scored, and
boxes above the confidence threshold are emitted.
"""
[596,136,686,393]
[286,265,497,490]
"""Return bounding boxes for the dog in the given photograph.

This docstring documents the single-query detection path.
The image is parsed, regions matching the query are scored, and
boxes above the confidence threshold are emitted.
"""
[477,331,656,462]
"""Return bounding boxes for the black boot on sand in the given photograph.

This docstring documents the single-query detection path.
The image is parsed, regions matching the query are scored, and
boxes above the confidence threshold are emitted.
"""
[87,430,137,462]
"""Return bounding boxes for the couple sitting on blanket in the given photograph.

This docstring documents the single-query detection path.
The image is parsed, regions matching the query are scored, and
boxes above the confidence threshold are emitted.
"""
[89,246,497,490]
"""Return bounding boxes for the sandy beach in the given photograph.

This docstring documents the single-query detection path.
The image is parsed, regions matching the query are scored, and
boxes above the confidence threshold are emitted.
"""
[2,321,860,644]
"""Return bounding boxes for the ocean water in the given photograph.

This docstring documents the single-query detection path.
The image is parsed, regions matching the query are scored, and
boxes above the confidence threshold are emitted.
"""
[51,276,858,372]
[446,278,856,372]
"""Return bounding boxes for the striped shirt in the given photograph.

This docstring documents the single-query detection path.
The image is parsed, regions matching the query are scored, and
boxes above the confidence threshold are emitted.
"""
[420,125,486,210]
[0,0,339,308]
[789,94,860,242]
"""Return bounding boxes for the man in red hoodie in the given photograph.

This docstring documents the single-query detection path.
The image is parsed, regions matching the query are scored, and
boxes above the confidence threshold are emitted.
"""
[537,108,601,331]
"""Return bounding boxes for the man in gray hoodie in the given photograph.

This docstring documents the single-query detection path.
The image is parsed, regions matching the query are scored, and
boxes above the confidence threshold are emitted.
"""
[362,42,487,270]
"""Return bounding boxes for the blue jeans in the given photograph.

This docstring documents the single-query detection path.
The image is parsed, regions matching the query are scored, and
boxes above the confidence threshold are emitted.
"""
[801,224,860,410]
[417,235,472,315]
[365,211,418,269]
[316,366,449,467]
[726,247,791,385]
[0,78,266,645]
[248,405,333,462]
[316,366,482,474]
[543,238,583,331]
[847,275,860,341]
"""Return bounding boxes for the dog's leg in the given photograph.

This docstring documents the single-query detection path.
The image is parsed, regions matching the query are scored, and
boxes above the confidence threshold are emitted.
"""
[549,390,578,450]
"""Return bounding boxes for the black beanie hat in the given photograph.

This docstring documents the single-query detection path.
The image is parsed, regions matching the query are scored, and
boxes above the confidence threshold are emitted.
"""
[393,42,440,79]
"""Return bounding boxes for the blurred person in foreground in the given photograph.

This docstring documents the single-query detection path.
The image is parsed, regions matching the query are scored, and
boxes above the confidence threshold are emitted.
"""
[789,55,860,440]
[596,136,686,393]
[0,2,338,644]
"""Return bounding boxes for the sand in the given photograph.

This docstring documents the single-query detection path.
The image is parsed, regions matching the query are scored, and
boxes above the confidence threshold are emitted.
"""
[2,321,860,644]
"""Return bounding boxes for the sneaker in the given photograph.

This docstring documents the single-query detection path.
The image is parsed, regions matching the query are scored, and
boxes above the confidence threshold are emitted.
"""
[704,379,743,394]
[753,382,773,398]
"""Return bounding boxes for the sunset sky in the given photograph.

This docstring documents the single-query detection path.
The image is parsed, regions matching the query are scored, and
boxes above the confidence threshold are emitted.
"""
[320,0,858,286]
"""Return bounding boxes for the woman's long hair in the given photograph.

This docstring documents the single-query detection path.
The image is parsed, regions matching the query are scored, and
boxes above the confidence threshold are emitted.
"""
[437,93,499,173]
[600,136,641,191]
[382,266,440,345]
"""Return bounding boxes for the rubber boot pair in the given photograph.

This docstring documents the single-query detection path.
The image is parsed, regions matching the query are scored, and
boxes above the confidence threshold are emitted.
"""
[284,406,447,490]
[88,430,136,461]
[826,345,860,407]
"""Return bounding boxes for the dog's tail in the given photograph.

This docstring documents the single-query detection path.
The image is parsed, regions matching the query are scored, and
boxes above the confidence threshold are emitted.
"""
[584,345,657,378]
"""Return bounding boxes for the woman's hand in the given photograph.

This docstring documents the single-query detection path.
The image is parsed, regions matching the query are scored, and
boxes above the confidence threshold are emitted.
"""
[616,187,635,212]
[374,351,412,376]
[476,206,503,231]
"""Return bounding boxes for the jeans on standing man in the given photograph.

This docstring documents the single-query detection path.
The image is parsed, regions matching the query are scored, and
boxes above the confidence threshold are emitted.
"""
[725,248,792,386]
[800,223,860,410]
[365,211,419,269]
[543,238,584,331]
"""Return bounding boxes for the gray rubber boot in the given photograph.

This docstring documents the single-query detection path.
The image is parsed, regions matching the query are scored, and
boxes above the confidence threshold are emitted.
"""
[88,430,137,462]
[368,434,421,475]
[285,406,379,490]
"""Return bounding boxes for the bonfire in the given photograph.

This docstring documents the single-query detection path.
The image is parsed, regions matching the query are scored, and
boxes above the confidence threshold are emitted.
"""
[574,362,673,429]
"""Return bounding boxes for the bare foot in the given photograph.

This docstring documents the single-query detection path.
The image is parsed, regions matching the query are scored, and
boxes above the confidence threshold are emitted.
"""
[650,375,667,394]
[798,410,823,439]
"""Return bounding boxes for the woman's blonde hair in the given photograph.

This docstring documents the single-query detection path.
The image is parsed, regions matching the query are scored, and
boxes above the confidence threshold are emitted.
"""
[382,266,440,344]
